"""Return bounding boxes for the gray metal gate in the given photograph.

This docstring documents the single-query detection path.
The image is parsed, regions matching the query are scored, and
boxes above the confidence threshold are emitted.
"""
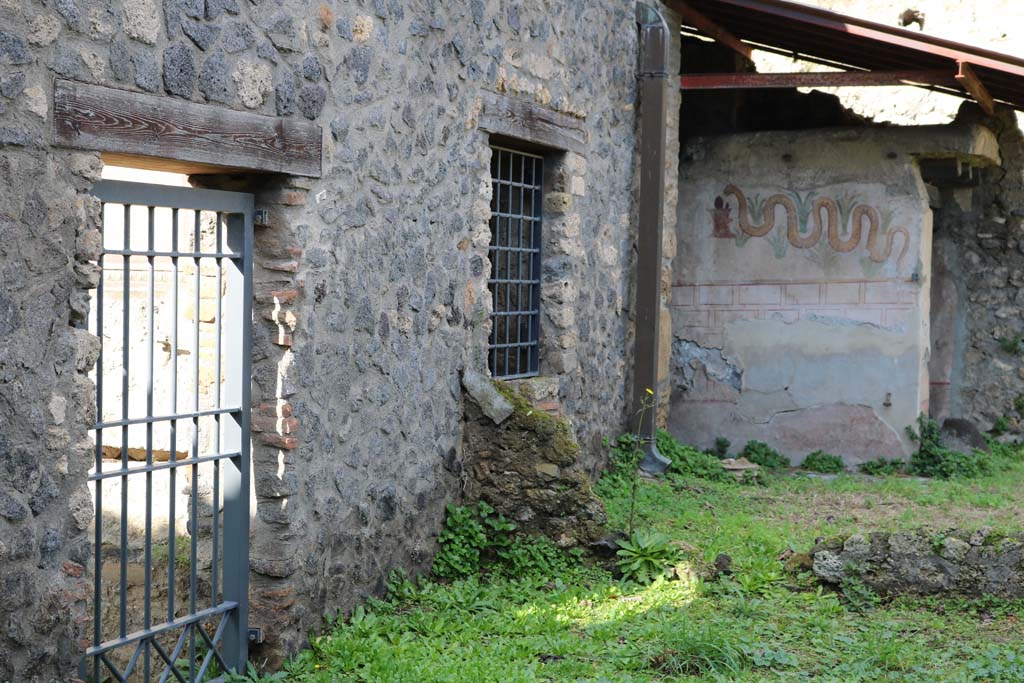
[84,180,253,682]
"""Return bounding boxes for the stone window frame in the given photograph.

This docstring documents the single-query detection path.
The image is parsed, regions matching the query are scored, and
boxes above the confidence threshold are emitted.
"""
[476,91,589,395]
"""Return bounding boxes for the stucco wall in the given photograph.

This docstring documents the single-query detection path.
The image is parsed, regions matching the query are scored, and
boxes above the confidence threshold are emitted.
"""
[671,125,998,465]
[0,0,668,678]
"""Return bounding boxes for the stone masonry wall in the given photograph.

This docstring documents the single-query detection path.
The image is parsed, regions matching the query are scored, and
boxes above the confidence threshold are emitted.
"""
[0,0,663,678]
[928,107,1024,432]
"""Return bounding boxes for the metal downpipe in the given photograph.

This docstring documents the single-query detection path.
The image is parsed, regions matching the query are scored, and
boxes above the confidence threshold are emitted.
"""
[633,2,672,474]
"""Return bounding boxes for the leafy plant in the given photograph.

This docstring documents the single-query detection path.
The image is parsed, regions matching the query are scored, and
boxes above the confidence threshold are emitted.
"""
[999,334,1024,355]
[906,413,991,479]
[801,450,845,474]
[707,436,731,459]
[616,531,681,584]
[840,573,882,612]
[657,430,732,482]
[224,662,288,683]
[859,457,906,476]
[964,645,1024,681]
[740,440,790,470]
[648,626,747,676]
[992,415,1011,436]
[494,535,577,579]
[432,502,515,579]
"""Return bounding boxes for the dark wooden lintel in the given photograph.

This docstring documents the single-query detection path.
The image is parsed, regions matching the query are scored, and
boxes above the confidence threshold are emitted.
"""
[955,61,996,116]
[477,91,587,155]
[53,79,322,177]
[681,69,957,90]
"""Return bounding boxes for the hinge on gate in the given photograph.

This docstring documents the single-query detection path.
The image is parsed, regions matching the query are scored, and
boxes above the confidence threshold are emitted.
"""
[248,627,265,645]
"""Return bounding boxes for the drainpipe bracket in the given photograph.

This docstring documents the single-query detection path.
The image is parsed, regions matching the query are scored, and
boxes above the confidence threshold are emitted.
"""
[639,440,671,475]
[636,2,670,78]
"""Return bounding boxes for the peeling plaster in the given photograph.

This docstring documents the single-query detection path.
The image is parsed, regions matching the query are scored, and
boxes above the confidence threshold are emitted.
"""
[672,339,743,391]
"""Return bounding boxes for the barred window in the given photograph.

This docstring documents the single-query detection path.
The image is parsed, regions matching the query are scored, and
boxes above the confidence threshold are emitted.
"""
[488,146,543,379]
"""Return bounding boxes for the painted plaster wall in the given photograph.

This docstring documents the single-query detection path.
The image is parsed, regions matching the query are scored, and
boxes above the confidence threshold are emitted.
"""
[671,125,997,465]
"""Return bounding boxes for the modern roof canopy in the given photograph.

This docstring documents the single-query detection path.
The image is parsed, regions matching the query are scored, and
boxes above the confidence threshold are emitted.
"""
[668,0,1024,114]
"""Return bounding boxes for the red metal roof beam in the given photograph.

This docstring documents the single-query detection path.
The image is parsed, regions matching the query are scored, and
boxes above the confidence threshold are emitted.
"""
[955,61,996,116]
[681,70,958,90]
[669,0,753,61]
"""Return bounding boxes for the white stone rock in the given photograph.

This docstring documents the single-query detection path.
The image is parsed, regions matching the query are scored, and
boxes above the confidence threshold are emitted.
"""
[123,0,161,45]
[232,61,273,109]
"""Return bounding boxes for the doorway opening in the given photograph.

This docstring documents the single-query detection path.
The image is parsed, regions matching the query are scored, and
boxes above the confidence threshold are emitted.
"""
[84,165,253,682]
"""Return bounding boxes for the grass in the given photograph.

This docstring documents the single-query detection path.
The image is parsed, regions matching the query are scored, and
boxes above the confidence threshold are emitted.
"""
[271,445,1024,683]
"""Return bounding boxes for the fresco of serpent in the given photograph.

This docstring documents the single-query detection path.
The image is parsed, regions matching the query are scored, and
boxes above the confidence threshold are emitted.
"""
[710,184,910,266]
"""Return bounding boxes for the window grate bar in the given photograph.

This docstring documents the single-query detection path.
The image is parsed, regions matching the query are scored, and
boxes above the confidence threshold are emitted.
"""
[93,406,242,430]
[516,154,526,375]
[144,205,155,680]
[487,245,540,254]
[120,203,130,641]
[488,341,541,350]
[489,309,540,316]
[491,211,541,220]
[168,208,179,623]
[491,181,543,191]
[89,450,242,482]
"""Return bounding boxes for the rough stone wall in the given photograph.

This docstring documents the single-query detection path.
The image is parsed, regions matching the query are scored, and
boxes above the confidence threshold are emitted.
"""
[670,124,998,466]
[0,0,662,678]
[928,107,1024,431]
[811,528,1024,599]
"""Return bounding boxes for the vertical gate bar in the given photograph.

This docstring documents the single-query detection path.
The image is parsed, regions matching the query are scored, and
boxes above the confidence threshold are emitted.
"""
[145,205,156,680]
[189,210,200,683]
[93,203,106,683]
[212,214,222,609]
[221,207,253,671]
[168,208,179,623]
[120,203,130,640]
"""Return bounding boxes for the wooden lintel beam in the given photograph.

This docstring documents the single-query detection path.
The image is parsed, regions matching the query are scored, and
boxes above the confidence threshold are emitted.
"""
[681,70,957,91]
[53,79,322,177]
[476,90,588,155]
[669,0,753,61]
[955,61,996,116]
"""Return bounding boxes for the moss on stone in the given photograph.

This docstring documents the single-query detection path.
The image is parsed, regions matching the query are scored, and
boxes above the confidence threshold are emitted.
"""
[492,380,580,458]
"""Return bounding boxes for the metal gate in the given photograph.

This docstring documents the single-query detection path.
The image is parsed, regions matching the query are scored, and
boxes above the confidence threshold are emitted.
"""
[84,180,253,682]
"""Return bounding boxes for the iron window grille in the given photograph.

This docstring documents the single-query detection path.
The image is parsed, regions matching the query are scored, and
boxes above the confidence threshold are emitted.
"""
[488,146,543,379]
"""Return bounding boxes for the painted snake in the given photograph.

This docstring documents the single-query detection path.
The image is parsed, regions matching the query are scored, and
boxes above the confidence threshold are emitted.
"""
[723,184,910,264]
